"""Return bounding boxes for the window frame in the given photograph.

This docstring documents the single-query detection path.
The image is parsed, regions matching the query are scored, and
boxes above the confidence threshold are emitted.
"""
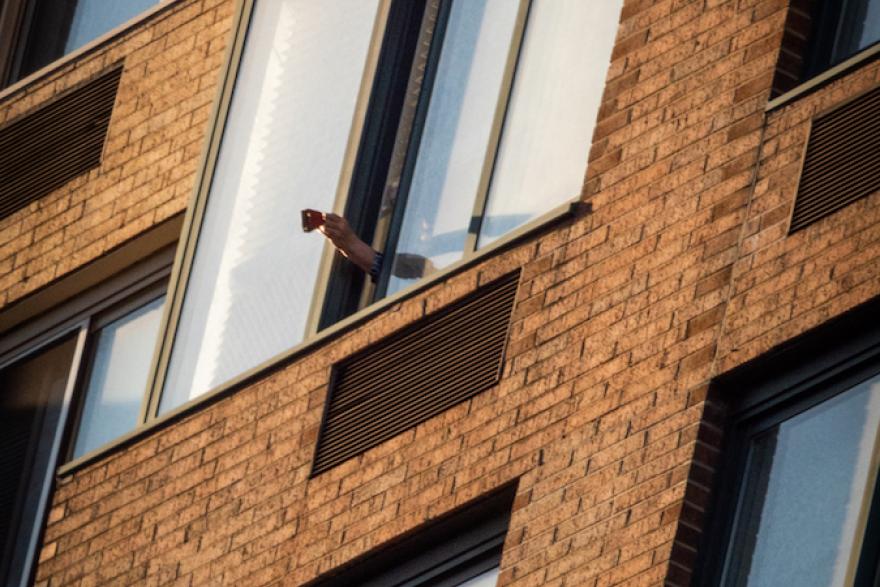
[61,280,167,463]
[0,324,88,587]
[0,0,175,94]
[148,0,586,419]
[304,482,516,587]
[804,0,880,79]
[696,301,880,586]
[767,0,880,111]
[0,247,173,464]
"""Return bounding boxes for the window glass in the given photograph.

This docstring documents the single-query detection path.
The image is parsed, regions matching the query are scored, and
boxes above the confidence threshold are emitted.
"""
[833,0,880,62]
[723,372,880,586]
[16,0,159,82]
[160,0,381,411]
[0,335,78,587]
[479,0,622,246]
[457,567,499,586]
[72,295,164,459]
[64,0,158,53]
[387,0,520,295]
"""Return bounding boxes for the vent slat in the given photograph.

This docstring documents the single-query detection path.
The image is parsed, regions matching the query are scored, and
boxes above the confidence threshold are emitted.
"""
[339,280,516,378]
[333,292,515,401]
[327,328,507,419]
[791,85,880,233]
[0,67,121,221]
[317,371,501,465]
[312,271,519,475]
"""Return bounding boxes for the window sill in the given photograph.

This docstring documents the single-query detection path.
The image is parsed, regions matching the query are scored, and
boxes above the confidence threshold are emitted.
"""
[0,0,181,104]
[766,42,880,113]
[57,199,591,476]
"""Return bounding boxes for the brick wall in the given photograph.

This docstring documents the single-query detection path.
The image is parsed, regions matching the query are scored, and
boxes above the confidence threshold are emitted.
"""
[0,0,233,309]
[8,0,880,586]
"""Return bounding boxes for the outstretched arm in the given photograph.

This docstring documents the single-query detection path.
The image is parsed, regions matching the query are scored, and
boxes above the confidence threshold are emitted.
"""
[319,213,377,274]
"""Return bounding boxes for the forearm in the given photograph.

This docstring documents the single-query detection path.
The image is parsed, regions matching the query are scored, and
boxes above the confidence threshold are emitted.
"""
[344,238,377,274]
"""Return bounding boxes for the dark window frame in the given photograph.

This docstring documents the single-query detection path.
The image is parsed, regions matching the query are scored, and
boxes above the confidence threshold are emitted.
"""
[61,279,167,463]
[0,0,163,89]
[319,0,531,327]
[0,248,173,586]
[305,482,517,587]
[803,0,880,79]
[0,247,174,461]
[0,326,85,587]
[696,299,880,586]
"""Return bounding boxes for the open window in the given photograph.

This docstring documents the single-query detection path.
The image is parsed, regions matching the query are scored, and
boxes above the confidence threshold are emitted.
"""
[0,331,83,587]
[155,0,621,413]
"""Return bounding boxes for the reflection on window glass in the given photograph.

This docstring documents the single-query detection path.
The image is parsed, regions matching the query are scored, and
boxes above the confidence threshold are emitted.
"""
[388,0,520,295]
[458,567,500,586]
[834,0,880,62]
[73,296,164,459]
[65,0,159,53]
[0,335,77,587]
[723,372,880,586]
[16,0,159,82]
[479,0,622,247]
[161,0,381,411]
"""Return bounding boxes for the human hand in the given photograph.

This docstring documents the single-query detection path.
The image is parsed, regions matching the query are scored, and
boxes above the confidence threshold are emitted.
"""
[319,213,376,273]
[320,213,357,252]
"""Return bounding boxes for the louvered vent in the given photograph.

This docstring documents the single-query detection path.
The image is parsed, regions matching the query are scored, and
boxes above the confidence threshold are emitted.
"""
[791,85,880,232]
[0,66,122,220]
[312,271,520,476]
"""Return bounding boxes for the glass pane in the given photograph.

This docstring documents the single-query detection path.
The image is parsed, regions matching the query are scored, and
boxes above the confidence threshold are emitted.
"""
[457,567,499,586]
[479,0,623,246]
[387,0,520,295]
[161,0,380,411]
[16,0,159,81]
[724,372,880,587]
[72,296,164,459]
[831,0,880,63]
[0,335,77,586]
[65,0,159,53]
[862,0,880,48]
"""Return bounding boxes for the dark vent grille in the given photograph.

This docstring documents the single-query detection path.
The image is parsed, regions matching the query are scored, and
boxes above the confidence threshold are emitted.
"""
[312,271,520,475]
[791,85,880,232]
[0,66,122,221]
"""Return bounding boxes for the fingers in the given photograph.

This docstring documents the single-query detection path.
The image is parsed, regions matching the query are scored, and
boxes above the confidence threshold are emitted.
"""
[318,212,356,253]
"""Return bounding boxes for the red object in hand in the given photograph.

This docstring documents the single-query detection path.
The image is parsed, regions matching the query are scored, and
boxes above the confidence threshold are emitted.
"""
[301,209,325,232]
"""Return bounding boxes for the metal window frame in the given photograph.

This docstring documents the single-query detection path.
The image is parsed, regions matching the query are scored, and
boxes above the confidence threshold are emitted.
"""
[0,246,173,466]
[695,300,880,586]
[143,0,396,419]
[372,0,533,298]
[146,0,559,420]
[0,0,180,94]
[767,6,880,112]
[0,324,88,587]
[62,282,168,464]
[304,482,517,587]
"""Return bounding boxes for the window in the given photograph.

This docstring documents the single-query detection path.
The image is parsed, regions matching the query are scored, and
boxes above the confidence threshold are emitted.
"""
[68,290,166,459]
[305,483,516,587]
[156,0,621,413]
[804,0,880,79]
[0,332,83,587]
[0,251,170,586]
[700,303,880,586]
[0,0,160,87]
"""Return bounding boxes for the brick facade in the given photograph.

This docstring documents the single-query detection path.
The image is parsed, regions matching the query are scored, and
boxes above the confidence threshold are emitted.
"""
[1,0,879,585]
